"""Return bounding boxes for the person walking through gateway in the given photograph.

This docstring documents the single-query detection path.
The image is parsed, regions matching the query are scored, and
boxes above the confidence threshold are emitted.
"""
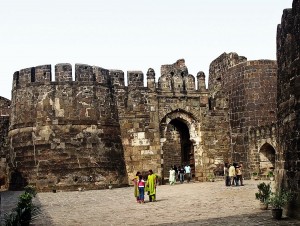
[184,164,191,183]
[179,165,185,184]
[146,169,157,202]
[169,167,176,185]
[173,165,178,181]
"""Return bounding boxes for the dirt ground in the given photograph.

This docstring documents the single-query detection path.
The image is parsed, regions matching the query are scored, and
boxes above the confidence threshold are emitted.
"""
[1,179,299,226]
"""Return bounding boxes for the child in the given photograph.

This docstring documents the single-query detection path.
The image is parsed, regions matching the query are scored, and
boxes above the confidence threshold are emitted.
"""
[138,175,145,203]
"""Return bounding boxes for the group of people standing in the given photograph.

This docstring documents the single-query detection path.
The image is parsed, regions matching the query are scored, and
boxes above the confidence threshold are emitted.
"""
[224,162,244,186]
[132,164,192,203]
[132,169,158,204]
[169,164,191,185]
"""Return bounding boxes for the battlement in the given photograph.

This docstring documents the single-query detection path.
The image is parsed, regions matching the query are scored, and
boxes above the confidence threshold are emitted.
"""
[12,60,205,92]
[12,64,128,89]
[161,59,188,77]
[127,71,144,88]
[0,96,11,116]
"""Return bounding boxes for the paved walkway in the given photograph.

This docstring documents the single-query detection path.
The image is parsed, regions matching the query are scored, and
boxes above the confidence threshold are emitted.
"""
[1,180,300,225]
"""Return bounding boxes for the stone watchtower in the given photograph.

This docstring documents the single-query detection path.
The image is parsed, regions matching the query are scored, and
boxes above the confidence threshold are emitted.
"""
[8,64,127,191]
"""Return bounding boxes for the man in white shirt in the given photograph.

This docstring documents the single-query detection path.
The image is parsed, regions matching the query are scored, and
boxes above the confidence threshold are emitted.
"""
[184,164,191,183]
[228,164,236,186]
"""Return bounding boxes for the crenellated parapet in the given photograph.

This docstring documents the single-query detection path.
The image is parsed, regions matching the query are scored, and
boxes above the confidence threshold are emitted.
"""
[197,71,206,92]
[127,71,144,88]
[12,60,206,94]
[13,64,115,88]
[9,64,130,191]
[55,63,72,82]
[146,68,156,91]
[109,69,125,87]
[157,59,205,92]
[0,96,11,116]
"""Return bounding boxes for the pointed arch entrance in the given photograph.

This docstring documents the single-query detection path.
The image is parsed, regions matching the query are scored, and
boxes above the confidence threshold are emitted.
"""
[160,109,199,182]
[259,143,276,176]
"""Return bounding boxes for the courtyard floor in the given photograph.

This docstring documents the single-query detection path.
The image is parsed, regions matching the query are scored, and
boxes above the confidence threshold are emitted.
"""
[1,179,300,226]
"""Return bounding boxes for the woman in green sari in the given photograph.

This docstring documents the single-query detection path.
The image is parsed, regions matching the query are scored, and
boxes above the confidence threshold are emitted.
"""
[146,169,157,202]
[132,172,141,202]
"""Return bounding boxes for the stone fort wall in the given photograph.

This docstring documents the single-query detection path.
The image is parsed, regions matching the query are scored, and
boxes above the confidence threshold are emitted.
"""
[0,97,10,188]
[6,54,279,189]
[277,0,300,219]
[9,64,127,191]
[0,2,299,220]
[6,59,236,189]
[209,53,277,177]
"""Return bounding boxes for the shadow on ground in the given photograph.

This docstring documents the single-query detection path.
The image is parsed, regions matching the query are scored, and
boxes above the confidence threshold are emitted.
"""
[158,211,300,226]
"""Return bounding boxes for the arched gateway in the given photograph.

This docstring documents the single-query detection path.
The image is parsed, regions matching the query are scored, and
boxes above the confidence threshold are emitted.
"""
[160,109,200,182]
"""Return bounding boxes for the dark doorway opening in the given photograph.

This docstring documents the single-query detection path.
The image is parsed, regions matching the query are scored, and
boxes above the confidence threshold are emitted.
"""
[162,118,194,180]
[259,143,275,177]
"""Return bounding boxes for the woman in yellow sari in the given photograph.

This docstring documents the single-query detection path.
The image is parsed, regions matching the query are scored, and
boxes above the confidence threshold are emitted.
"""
[146,169,157,202]
[132,172,141,202]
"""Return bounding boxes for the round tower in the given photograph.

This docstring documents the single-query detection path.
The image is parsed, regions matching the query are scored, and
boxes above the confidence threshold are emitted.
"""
[8,63,127,191]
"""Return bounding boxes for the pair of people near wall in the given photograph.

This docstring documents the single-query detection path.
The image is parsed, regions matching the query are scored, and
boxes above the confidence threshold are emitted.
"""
[133,170,157,203]
[226,162,244,186]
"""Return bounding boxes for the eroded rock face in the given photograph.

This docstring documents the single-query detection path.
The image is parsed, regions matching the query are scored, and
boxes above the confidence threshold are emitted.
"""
[277,0,300,219]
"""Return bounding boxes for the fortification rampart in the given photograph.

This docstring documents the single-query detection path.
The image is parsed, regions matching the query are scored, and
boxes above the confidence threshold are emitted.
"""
[224,59,277,131]
[277,0,300,219]
[208,52,247,94]
[158,59,205,93]
[0,116,9,188]
[0,97,11,116]
[208,53,277,175]
[0,97,10,188]
[9,61,210,189]
[209,54,277,132]
[12,64,120,88]
[6,55,278,190]
[9,63,130,191]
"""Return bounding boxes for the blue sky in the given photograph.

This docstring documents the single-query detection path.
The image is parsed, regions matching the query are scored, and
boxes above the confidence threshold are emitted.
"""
[0,0,293,99]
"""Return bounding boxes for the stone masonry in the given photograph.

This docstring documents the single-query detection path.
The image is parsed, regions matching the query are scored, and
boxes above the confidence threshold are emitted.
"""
[0,5,299,222]
[209,53,277,178]
[0,54,278,192]
[276,0,300,219]
[0,96,10,188]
